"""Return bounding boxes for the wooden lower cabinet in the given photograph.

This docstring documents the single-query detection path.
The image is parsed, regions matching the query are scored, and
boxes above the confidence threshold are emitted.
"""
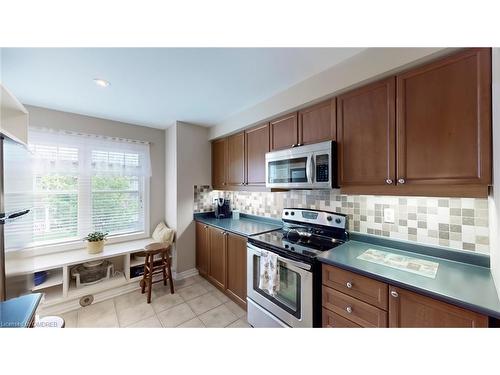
[322,264,489,328]
[207,226,226,290]
[388,286,488,328]
[322,286,387,327]
[195,222,209,277]
[195,222,247,309]
[225,232,247,308]
[322,308,361,328]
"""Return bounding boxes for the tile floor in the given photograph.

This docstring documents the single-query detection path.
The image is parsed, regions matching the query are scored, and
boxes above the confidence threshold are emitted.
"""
[59,275,250,328]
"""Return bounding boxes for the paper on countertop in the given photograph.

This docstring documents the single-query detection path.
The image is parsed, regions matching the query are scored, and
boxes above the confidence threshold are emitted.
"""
[357,248,439,279]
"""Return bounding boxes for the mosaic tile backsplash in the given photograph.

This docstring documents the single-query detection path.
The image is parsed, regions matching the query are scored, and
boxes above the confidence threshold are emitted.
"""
[193,186,490,254]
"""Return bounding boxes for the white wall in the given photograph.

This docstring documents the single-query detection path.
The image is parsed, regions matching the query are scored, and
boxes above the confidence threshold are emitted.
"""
[210,47,451,139]
[26,105,166,235]
[176,122,211,273]
[489,48,500,296]
[165,124,178,269]
[165,122,211,274]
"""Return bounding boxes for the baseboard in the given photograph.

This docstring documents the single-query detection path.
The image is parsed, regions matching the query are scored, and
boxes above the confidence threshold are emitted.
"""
[37,282,140,316]
[38,269,200,316]
[173,268,199,280]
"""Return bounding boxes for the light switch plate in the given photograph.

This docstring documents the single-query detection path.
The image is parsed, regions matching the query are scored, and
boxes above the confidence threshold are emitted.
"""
[383,208,395,223]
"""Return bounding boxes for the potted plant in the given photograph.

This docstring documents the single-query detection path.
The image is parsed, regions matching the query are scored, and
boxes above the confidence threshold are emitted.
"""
[84,231,108,254]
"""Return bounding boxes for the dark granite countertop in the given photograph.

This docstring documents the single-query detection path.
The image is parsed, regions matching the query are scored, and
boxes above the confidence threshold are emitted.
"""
[194,212,282,237]
[318,234,500,319]
[0,293,42,328]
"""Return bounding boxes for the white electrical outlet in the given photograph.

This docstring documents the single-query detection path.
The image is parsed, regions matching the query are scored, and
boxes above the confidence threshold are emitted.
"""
[383,208,395,223]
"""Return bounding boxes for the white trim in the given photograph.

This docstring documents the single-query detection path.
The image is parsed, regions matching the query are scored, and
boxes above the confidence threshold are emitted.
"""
[37,282,140,316]
[172,268,199,280]
[6,231,150,258]
[29,126,150,145]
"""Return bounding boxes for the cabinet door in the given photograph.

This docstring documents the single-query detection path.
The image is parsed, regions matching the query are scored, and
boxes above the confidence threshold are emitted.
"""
[270,113,298,151]
[396,48,491,187]
[208,226,226,290]
[225,232,247,308]
[195,222,209,277]
[226,132,245,186]
[212,138,227,189]
[337,77,396,188]
[388,286,488,328]
[298,99,336,145]
[245,123,270,186]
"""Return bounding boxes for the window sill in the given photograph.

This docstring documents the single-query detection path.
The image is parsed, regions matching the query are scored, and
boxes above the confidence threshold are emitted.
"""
[6,231,150,259]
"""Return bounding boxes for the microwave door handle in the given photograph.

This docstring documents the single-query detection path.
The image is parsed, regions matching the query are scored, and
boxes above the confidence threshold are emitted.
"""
[306,155,314,184]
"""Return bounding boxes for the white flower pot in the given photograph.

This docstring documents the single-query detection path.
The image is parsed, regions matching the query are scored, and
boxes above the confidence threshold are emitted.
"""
[87,240,105,254]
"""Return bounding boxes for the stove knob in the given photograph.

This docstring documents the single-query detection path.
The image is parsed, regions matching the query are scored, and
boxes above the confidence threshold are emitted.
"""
[290,211,295,216]
[326,216,332,222]
[291,247,295,251]
[284,244,289,249]
[335,218,342,224]
[284,211,289,216]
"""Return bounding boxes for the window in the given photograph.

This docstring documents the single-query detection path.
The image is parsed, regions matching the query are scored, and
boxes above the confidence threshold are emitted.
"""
[5,128,151,250]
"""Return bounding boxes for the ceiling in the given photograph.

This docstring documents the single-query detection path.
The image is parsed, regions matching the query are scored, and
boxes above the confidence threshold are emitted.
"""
[1,48,363,129]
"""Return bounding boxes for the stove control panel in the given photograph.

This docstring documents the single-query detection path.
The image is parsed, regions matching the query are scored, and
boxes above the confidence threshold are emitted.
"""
[282,208,346,229]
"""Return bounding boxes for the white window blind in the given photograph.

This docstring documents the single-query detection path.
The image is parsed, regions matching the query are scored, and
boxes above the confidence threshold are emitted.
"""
[5,128,151,250]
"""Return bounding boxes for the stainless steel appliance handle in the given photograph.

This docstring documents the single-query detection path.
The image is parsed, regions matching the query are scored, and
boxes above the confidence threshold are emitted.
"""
[247,243,311,271]
[306,155,314,184]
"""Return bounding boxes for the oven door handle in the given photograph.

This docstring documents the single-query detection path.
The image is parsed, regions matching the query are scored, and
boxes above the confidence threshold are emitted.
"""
[247,243,312,271]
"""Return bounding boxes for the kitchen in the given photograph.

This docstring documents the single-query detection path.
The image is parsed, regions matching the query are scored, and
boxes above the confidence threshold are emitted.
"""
[193,47,499,328]
[1,3,500,371]
[1,47,499,329]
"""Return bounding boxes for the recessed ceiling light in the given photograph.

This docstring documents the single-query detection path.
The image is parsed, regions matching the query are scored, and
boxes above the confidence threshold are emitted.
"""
[94,78,110,88]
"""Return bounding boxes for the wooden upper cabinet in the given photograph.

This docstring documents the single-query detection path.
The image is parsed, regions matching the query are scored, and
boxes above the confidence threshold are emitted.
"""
[270,112,298,151]
[226,132,245,186]
[212,138,227,189]
[298,99,336,145]
[195,222,209,277]
[396,48,492,187]
[388,286,488,328]
[208,226,226,290]
[225,232,247,308]
[245,123,270,186]
[337,77,396,188]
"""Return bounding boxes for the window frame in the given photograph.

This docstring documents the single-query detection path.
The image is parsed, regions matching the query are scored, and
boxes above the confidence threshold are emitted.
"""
[21,177,150,256]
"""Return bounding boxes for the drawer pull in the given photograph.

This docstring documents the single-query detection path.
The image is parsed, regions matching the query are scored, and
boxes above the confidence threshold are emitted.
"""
[346,281,353,289]
[346,306,352,314]
[390,290,399,298]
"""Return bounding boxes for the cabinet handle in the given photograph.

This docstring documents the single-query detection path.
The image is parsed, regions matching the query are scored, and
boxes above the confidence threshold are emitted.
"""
[346,306,353,314]
[204,225,208,229]
[390,290,399,298]
[398,178,406,184]
[291,144,297,147]
[385,178,393,185]
[346,281,353,289]
[297,143,303,147]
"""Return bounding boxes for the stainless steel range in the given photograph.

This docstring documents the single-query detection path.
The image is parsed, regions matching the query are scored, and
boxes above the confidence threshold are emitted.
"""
[247,208,348,328]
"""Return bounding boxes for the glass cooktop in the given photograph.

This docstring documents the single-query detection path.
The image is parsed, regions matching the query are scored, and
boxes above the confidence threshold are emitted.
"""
[249,228,346,259]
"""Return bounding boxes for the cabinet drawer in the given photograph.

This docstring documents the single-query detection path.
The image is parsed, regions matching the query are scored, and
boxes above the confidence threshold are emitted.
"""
[322,286,387,327]
[322,308,361,328]
[322,264,388,310]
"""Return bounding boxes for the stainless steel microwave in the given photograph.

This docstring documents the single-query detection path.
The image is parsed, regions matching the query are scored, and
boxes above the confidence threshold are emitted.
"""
[265,140,336,189]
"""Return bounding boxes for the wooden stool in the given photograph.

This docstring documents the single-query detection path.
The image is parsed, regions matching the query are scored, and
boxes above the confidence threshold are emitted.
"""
[139,243,174,303]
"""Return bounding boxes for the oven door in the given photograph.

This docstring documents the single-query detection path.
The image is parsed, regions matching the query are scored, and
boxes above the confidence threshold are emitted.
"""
[246,243,313,328]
